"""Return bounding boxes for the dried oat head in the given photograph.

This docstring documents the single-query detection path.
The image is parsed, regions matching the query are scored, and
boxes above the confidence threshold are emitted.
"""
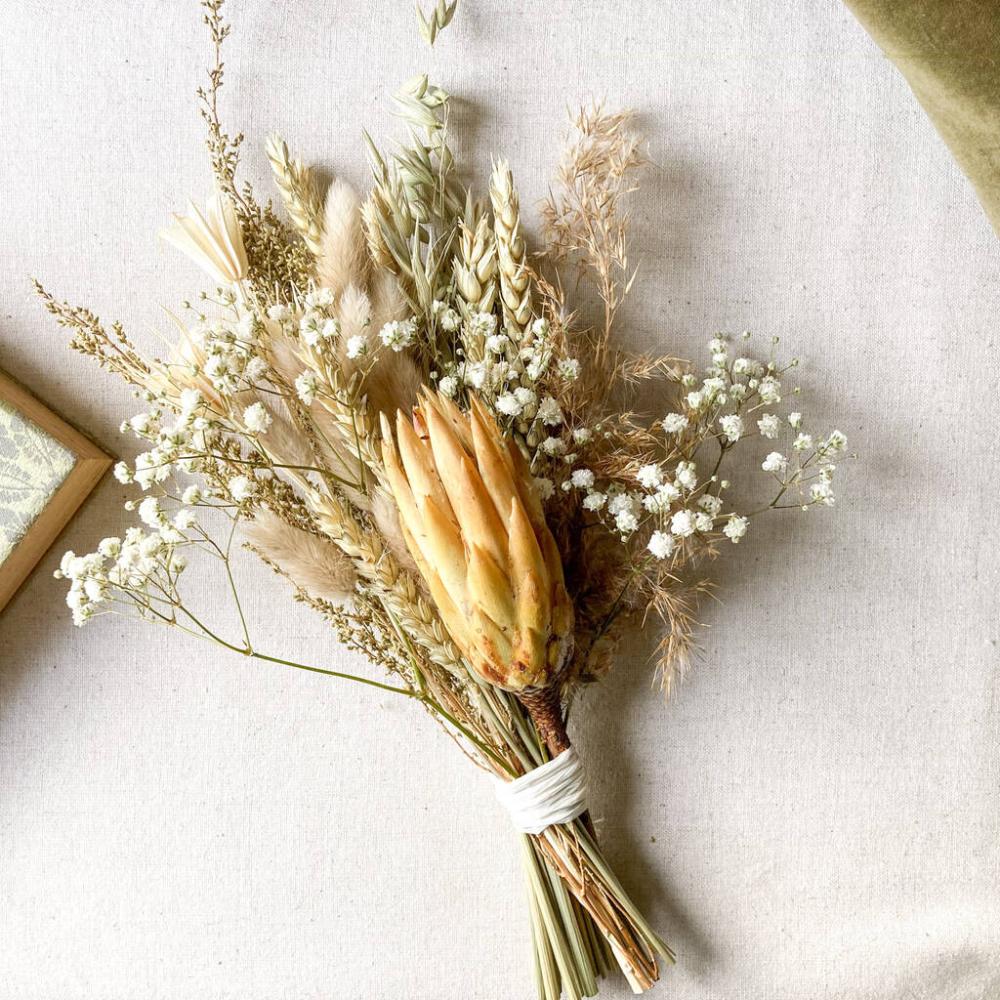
[380,390,574,702]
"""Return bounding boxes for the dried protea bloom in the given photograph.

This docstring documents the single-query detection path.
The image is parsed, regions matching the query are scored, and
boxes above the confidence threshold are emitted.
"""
[380,390,574,753]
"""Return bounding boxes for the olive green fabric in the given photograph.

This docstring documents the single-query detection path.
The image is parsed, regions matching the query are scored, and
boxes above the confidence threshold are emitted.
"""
[845,0,1000,236]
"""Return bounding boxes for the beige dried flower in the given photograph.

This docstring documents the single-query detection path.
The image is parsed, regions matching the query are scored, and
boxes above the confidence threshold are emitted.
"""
[381,391,574,750]
[160,191,248,285]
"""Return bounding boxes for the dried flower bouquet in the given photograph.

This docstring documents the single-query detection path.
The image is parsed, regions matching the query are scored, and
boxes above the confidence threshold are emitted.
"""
[37,3,847,996]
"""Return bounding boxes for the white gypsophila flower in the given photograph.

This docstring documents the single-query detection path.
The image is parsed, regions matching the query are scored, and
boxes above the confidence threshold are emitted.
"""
[138,496,164,528]
[703,376,726,397]
[345,335,367,360]
[675,461,698,491]
[242,402,272,434]
[686,391,703,410]
[563,452,578,464]
[615,510,639,534]
[488,360,513,390]
[732,357,752,375]
[788,411,802,429]
[537,396,564,426]
[524,359,545,382]
[181,484,202,505]
[762,451,788,474]
[694,511,714,532]
[267,303,290,322]
[530,317,550,338]
[570,468,595,490]
[708,337,726,355]
[495,393,523,417]
[97,537,121,560]
[572,427,592,444]
[248,355,272,380]
[793,433,814,452]
[305,287,334,310]
[723,514,748,543]
[582,491,606,511]
[178,387,201,415]
[557,358,581,381]
[113,461,132,484]
[662,412,689,434]
[295,371,318,405]
[636,464,663,490]
[228,475,254,502]
[670,509,696,538]
[437,374,459,398]
[642,482,679,513]
[539,436,566,457]
[647,531,675,560]
[757,413,780,439]
[299,313,323,346]
[533,476,555,500]
[822,430,847,454]
[758,377,781,404]
[467,312,497,339]
[463,362,487,389]
[439,307,461,333]
[810,481,835,506]
[607,493,636,518]
[159,524,185,546]
[379,318,417,352]
[129,413,154,436]
[719,414,743,443]
[513,387,538,417]
[485,333,508,355]
[173,509,197,530]
[698,494,723,516]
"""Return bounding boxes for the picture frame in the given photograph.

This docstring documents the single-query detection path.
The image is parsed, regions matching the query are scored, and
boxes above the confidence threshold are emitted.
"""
[0,368,112,612]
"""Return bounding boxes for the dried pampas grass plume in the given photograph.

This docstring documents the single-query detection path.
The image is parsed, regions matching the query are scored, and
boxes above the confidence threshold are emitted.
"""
[244,510,357,604]
[317,179,368,294]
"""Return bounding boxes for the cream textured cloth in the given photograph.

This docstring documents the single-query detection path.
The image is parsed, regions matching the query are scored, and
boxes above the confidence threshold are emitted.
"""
[1,2,998,998]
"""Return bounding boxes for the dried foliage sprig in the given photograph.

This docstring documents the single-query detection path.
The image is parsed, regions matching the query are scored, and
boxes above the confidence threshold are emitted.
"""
[38,2,850,997]
[265,135,326,257]
[416,0,458,46]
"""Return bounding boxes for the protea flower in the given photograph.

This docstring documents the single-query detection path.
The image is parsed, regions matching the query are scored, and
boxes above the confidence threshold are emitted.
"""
[380,390,574,753]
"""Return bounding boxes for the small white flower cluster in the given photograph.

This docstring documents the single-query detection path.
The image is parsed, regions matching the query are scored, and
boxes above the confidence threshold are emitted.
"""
[559,334,849,565]
[55,525,191,626]
[188,313,266,395]
[432,310,576,459]
[379,318,418,352]
[116,389,215,490]
[669,334,848,509]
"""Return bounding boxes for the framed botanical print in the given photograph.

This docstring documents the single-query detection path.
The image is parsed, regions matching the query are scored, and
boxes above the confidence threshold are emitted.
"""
[0,368,112,612]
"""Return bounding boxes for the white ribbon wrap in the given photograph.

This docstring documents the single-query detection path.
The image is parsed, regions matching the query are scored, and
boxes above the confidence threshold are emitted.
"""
[494,747,588,835]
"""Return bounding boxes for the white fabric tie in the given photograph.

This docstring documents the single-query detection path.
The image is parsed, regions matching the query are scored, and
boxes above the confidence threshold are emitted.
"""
[494,747,588,835]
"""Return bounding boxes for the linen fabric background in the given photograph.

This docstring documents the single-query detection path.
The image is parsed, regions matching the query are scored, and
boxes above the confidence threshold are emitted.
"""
[1,2,998,998]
